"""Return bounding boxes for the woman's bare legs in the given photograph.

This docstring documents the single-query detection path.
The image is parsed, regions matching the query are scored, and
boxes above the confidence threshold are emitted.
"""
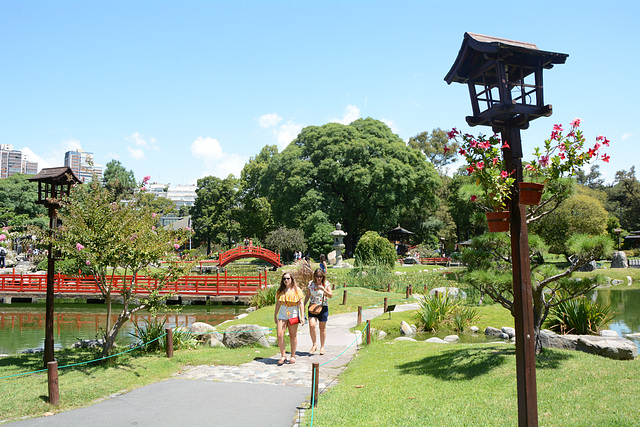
[288,322,299,362]
[308,316,318,353]
[276,319,288,363]
[319,321,327,354]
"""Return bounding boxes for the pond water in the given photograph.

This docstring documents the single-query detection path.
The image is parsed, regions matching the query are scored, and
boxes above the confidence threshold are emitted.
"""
[0,302,246,355]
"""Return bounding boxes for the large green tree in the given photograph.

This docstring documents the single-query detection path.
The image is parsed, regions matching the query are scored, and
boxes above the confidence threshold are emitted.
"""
[0,173,45,227]
[191,175,240,254]
[408,128,459,172]
[252,118,441,253]
[605,167,640,232]
[102,160,136,199]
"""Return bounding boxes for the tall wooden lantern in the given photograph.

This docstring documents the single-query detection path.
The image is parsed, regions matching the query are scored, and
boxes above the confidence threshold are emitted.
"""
[28,167,81,366]
[445,33,568,427]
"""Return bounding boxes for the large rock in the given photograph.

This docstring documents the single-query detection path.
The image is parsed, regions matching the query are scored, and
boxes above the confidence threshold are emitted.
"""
[425,337,447,344]
[578,260,598,272]
[400,321,414,336]
[485,327,503,338]
[539,330,637,360]
[501,327,516,339]
[190,322,223,343]
[611,251,628,268]
[443,335,459,343]
[222,324,270,348]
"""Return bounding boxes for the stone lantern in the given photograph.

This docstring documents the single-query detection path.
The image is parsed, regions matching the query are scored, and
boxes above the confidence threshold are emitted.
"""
[330,222,347,267]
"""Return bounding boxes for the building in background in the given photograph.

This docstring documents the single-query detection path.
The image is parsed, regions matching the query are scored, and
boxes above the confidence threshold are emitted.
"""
[0,144,38,178]
[64,149,102,183]
[166,184,197,208]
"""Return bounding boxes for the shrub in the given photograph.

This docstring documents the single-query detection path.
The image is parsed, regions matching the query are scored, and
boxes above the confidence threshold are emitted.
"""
[348,258,396,291]
[249,285,278,308]
[354,231,396,269]
[130,317,167,352]
[416,293,459,332]
[545,295,614,335]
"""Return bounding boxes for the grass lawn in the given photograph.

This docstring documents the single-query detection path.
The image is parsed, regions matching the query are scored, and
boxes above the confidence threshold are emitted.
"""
[305,341,640,426]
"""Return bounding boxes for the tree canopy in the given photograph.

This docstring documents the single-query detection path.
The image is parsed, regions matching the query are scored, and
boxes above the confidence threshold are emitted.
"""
[103,160,136,199]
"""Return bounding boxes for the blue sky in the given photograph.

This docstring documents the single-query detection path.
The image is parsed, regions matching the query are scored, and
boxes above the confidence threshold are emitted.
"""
[1,1,637,186]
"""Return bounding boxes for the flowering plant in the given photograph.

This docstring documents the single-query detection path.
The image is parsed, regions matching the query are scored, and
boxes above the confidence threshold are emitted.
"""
[447,129,514,210]
[526,118,610,181]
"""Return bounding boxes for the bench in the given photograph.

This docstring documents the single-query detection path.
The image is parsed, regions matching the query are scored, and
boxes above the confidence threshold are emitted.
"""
[419,257,452,266]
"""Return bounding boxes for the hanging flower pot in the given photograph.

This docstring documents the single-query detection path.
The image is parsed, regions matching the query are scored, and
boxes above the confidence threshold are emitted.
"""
[518,182,544,206]
[486,211,510,233]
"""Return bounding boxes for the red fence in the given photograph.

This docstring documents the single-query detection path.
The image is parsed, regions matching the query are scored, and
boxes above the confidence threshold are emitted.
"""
[0,270,268,297]
[218,246,282,267]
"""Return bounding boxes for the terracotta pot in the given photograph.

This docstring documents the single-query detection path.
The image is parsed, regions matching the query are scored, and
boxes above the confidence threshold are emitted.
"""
[486,211,510,233]
[518,182,544,206]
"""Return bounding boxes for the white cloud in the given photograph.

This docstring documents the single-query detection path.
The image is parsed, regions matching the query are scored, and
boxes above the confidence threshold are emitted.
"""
[62,138,83,151]
[127,146,145,159]
[20,137,85,169]
[126,132,158,149]
[190,137,248,179]
[622,132,635,141]
[331,104,360,125]
[276,121,303,150]
[259,113,282,128]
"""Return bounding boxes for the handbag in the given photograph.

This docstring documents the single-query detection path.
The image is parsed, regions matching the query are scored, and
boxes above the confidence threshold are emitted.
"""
[288,316,300,325]
[308,303,323,315]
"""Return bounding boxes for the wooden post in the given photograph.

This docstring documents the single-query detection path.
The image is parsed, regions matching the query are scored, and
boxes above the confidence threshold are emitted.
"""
[366,320,371,345]
[342,290,347,305]
[43,207,57,367]
[405,285,410,299]
[165,328,173,358]
[424,283,428,293]
[409,285,413,296]
[311,363,320,407]
[47,360,59,405]
[387,283,391,292]
[383,297,388,313]
[357,306,362,326]
[502,126,538,426]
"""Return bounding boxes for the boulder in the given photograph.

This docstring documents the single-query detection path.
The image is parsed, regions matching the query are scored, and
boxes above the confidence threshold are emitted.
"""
[400,321,414,336]
[190,322,222,343]
[540,330,637,360]
[71,339,106,349]
[222,324,270,348]
[205,337,225,348]
[470,326,480,333]
[600,330,620,338]
[443,335,459,343]
[485,327,502,338]
[611,251,628,268]
[425,337,447,344]
[626,333,640,339]
[578,260,597,272]
[394,337,417,342]
[501,327,516,339]
[377,330,387,340]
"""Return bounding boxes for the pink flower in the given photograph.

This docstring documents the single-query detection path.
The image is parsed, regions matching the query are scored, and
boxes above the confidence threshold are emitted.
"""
[443,145,450,153]
[570,117,582,127]
[76,243,84,251]
[501,141,510,149]
[492,157,499,165]
[152,212,157,218]
[476,161,484,170]
[525,164,535,171]
[141,186,147,191]
[470,140,478,148]
[152,226,156,230]
[174,243,180,250]
[470,195,477,202]
[0,234,5,241]
[447,128,458,139]
[559,153,566,160]
[143,175,151,183]
[2,227,8,232]
[500,171,509,179]
[479,141,491,149]
[539,155,550,167]
[603,137,610,147]
[553,124,563,132]
[86,261,91,266]
[602,154,610,163]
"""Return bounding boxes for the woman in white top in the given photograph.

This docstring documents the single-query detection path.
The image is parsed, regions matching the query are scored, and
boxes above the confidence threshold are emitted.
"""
[304,268,333,355]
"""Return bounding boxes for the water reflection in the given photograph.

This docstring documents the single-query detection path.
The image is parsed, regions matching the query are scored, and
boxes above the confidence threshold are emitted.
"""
[0,303,245,354]
[592,288,640,348]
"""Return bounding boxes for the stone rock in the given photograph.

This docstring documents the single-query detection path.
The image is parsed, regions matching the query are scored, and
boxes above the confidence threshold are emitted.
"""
[501,327,516,339]
[394,337,417,342]
[71,339,106,349]
[499,333,510,340]
[443,335,459,343]
[403,256,420,265]
[540,330,637,360]
[611,251,628,268]
[190,322,222,342]
[327,250,336,265]
[377,330,387,340]
[0,354,9,358]
[626,333,640,339]
[470,326,479,333]
[205,337,225,348]
[267,336,277,345]
[600,330,619,338]
[222,324,270,348]
[246,307,257,312]
[628,276,633,286]
[234,313,249,320]
[485,326,502,337]
[611,279,624,286]
[425,337,447,343]
[400,321,414,336]
[410,324,417,333]
[578,260,597,272]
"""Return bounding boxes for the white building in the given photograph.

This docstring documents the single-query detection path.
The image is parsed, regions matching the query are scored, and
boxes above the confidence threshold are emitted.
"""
[0,144,38,178]
[146,183,197,208]
[64,149,102,183]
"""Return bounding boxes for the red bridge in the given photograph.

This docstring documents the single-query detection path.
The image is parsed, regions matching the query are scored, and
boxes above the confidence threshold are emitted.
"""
[0,270,269,303]
[218,246,282,268]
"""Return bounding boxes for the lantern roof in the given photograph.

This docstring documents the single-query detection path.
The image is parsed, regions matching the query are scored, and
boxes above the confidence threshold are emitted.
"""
[28,166,81,185]
[445,33,568,85]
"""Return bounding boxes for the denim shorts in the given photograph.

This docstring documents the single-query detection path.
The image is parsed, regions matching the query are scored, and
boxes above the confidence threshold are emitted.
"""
[308,305,328,322]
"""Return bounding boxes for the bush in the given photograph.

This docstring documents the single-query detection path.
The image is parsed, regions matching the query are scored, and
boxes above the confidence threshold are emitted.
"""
[416,293,459,332]
[545,295,614,335]
[37,257,93,276]
[354,231,396,269]
[265,227,306,262]
[249,285,278,308]
[348,258,396,291]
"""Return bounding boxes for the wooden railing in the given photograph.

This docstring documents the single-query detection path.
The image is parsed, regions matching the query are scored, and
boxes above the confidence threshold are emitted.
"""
[0,270,268,296]
[218,246,282,267]
[419,257,452,265]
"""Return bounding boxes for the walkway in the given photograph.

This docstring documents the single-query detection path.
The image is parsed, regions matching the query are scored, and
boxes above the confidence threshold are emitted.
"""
[11,300,421,427]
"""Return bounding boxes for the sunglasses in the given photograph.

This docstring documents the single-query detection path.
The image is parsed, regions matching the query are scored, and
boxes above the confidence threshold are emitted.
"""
[284,277,292,281]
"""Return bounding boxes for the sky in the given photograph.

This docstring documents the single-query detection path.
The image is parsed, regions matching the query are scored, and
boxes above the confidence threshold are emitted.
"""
[1,1,638,186]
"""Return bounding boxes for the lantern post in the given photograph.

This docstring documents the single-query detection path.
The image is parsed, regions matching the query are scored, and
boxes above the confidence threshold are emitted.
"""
[28,167,81,367]
[445,33,568,426]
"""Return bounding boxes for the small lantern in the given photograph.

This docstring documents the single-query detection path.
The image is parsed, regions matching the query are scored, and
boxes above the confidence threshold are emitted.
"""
[28,166,81,208]
[445,33,568,132]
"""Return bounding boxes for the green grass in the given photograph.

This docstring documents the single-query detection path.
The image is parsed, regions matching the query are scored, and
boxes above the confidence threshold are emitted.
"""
[305,341,640,426]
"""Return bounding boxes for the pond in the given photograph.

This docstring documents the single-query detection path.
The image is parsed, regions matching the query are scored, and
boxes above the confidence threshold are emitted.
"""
[0,302,247,355]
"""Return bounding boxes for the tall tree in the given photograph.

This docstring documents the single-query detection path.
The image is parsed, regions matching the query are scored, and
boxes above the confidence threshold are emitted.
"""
[0,173,45,226]
[255,118,440,253]
[102,160,136,200]
[408,128,459,172]
[606,167,640,231]
[191,175,240,254]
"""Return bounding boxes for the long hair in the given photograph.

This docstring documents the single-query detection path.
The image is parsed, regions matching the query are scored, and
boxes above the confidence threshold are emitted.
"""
[276,273,295,298]
[313,268,326,287]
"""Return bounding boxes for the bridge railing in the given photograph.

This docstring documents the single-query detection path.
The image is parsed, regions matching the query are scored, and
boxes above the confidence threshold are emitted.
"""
[218,246,281,267]
[0,270,268,296]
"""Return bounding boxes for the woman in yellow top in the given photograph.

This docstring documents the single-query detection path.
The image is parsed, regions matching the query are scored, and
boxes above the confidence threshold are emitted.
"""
[274,273,305,365]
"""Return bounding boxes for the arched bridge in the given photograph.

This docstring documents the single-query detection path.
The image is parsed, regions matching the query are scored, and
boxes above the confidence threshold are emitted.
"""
[218,246,282,268]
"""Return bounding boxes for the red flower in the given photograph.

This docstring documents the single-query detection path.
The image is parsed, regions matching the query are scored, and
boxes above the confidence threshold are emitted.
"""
[476,161,484,170]
[500,171,509,179]
[570,117,582,127]
[492,157,499,165]
[588,148,597,158]
[459,148,467,155]
[470,195,477,202]
[466,165,475,174]
[602,154,610,163]
[553,124,563,132]
[501,141,510,149]
[444,145,450,153]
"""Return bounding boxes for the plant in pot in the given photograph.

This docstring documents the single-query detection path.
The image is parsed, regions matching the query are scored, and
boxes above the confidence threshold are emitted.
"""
[447,129,514,232]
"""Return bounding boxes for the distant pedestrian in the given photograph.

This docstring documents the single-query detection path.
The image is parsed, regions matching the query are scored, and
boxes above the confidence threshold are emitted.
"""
[0,246,6,268]
[305,268,333,355]
[274,273,305,365]
[319,254,327,273]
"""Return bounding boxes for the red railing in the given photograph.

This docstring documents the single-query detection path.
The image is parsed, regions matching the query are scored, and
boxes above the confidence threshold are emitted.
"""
[419,257,452,265]
[218,246,281,267]
[0,270,268,297]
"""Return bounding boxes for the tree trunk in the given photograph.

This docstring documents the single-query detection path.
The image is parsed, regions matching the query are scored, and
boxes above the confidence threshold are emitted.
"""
[531,289,545,354]
[101,311,131,358]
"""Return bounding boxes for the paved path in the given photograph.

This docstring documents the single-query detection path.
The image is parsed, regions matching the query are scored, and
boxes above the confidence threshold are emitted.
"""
[10,299,420,427]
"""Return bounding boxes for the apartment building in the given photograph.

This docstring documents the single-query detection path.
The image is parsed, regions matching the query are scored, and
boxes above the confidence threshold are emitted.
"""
[64,149,103,183]
[0,144,38,178]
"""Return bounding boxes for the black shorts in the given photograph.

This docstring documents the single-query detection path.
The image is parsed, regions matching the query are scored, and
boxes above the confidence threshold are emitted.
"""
[308,305,329,322]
